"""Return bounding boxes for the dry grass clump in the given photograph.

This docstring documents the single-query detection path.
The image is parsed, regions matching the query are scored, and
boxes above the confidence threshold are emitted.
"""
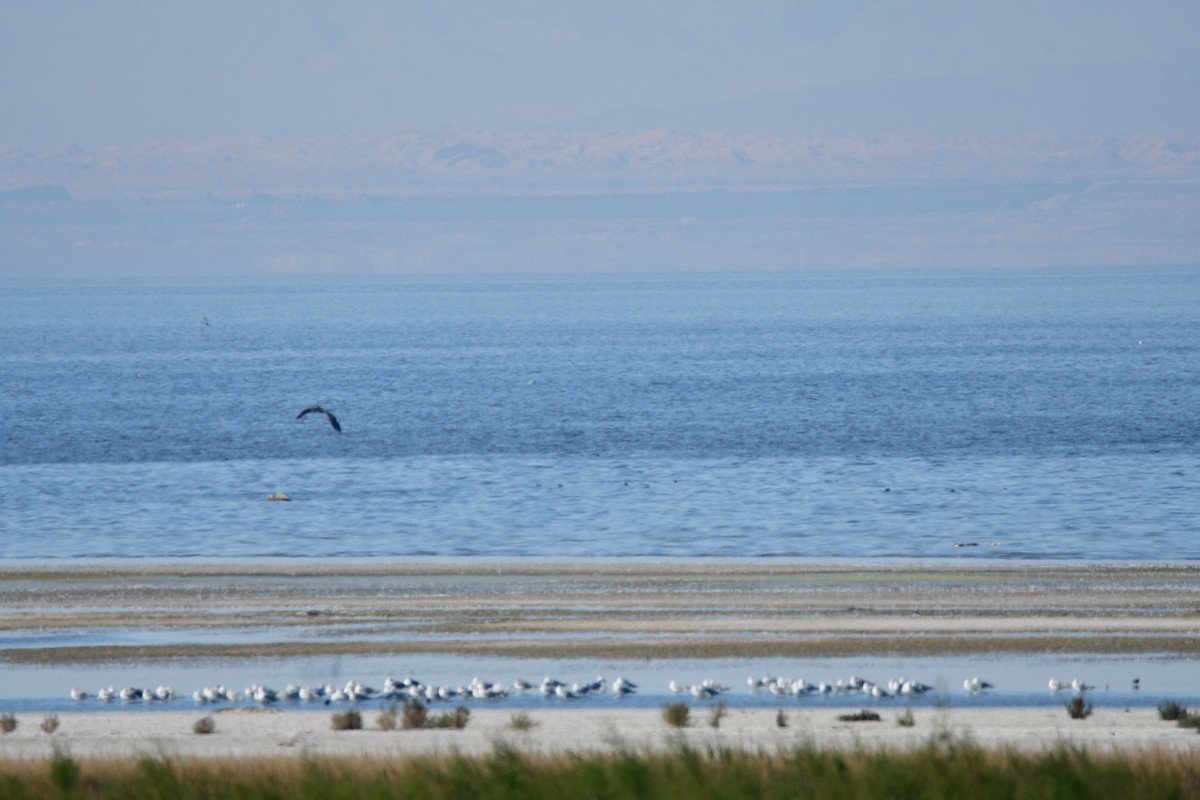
[40,715,59,735]
[376,704,398,731]
[1156,700,1200,731]
[0,713,17,733]
[1065,695,1093,720]
[707,701,727,729]
[1177,712,1200,732]
[838,709,882,722]
[192,716,215,735]
[509,712,536,731]
[394,699,469,730]
[402,699,428,730]
[428,707,470,730]
[331,709,363,731]
[662,702,690,728]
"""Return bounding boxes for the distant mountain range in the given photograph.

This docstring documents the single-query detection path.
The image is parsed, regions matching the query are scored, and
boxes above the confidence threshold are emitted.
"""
[4,65,1198,277]
[2,129,1198,201]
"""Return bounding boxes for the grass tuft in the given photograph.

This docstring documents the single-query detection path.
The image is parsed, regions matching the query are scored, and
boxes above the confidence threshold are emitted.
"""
[1158,699,1187,721]
[40,714,60,734]
[48,747,80,792]
[896,708,916,728]
[377,703,398,731]
[1065,695,1093,720]
[509,712,536,731]
[775,709,788,728]
[192,715,215,735]
[331,709,363,731]
[838,709,882,722]
[662,702,691,728]
[708,701,727,729]
[0,713,16,733]
[429,706,470,729]
[1177,712,1200,731]
[402,699,428,730]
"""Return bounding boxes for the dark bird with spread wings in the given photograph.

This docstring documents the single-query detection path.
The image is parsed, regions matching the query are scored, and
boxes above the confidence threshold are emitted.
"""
[297,405,342,432]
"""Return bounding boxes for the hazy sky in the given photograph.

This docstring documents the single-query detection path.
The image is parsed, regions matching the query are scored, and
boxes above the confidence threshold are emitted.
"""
[3,1,1198,147]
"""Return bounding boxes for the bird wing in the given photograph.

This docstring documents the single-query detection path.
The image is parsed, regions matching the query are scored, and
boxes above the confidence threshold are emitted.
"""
[298,405,341,432]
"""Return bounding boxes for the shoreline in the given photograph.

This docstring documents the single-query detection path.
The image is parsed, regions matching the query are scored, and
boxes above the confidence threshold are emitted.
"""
[1,562,1197,760]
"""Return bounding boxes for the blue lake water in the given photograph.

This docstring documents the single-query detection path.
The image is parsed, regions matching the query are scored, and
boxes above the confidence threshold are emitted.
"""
[1,267,1197,561]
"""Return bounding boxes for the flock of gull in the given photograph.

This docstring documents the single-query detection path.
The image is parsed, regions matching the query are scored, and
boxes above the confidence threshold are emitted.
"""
[61,672,1082,708]
[69,675,641,706]
[742,674,939,700]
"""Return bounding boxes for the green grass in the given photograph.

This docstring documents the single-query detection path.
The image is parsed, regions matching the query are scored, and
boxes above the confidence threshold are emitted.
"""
[1157,699,1186,721]
[2,738,1199,799]
[428,706,471,729]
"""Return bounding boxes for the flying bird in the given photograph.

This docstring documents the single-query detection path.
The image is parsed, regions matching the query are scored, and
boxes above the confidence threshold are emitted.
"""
[297,405,341,432]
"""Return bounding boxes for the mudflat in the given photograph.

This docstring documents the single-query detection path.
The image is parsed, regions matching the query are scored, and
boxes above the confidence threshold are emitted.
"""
[1,562,1197,663]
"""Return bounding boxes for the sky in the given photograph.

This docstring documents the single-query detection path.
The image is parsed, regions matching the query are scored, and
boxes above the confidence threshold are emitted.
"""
[3,0,1199,146]
[2,2,1198,277]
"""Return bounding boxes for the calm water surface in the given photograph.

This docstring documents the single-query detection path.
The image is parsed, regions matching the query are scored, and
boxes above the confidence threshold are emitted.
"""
[2,267,1197,561]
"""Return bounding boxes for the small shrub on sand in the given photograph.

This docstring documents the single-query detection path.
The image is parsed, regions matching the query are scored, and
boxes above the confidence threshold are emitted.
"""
[331,709,363,731]
[41,714,60,734]
[1066,695,1094,720]
[708,701,727,729]
[775,709,788,728]
[429,706,470,729]
[838,710,882,722]
[662,702,690,728]
[192,716,215,735]
[1177,712,1200,731]
[509,712,536,731]
[1158,699,1186,721]
[896,708,916,728]
[401,699,428,730]
[377,703,398,731]
[0,714,17,733]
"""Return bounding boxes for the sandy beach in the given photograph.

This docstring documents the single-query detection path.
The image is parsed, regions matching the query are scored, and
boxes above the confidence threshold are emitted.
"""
[0,707,1197,761]
[1,562,1198,760]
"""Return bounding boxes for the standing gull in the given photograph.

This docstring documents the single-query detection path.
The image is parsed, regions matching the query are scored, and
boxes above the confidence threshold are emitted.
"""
[297,405,342,432]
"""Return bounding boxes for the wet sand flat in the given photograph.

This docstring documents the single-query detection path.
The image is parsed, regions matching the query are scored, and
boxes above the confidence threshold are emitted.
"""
[1,562,1198,663]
